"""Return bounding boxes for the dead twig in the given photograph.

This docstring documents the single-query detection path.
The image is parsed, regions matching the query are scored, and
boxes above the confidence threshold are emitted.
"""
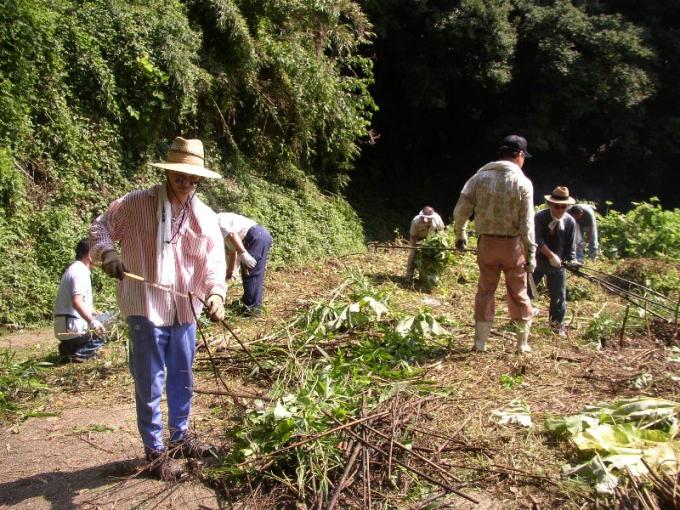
[235,411,389,469]
[322,410,479,505]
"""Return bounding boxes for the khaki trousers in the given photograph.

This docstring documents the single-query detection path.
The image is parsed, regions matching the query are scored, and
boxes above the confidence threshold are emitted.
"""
[474,236,533,322]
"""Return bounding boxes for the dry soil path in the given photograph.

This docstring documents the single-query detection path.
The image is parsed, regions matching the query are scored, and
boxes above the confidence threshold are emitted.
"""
[0,328,222,510]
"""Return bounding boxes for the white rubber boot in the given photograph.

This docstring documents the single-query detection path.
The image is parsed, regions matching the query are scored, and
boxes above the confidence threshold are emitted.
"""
[515,319,531,353]
[474,321,493,352]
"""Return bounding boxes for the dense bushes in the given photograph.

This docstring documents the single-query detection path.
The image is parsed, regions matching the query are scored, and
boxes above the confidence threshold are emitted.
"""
[205,174,366,269]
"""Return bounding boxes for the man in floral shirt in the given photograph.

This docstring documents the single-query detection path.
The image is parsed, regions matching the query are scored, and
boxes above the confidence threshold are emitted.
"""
[453,135,537,353]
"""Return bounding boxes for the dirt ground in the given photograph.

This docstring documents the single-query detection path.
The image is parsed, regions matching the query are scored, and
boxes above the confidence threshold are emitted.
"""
[2,249,680,509]
[0,335,223,509]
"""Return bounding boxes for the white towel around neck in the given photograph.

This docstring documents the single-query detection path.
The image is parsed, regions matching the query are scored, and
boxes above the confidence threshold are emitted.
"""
[548,212,565,233]
[155,184,176,286]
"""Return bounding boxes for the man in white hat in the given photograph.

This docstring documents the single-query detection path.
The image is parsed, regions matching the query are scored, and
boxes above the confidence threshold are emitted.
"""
[453,135,536,353]
[405,206,445,282]
[90,137,226,480]
[529,186,578,337]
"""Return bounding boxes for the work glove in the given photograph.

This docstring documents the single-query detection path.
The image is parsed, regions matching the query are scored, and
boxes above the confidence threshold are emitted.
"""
[525,256,536,273]
[548,253,562,268]
[240,250,257,270]
[205,294,225,322]
[101,250,126,280]
[563,260,582,270]
[89,318,106,337]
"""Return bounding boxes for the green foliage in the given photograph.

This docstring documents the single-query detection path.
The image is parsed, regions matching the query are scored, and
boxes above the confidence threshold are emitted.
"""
[189,0,376,191]
[209,272,445,501]
[584,310,620,347]
[414,228,457,291]
[0,349,51,421]
[205,174,366,269]
[545,397,680,494]
[0,0,375,326]
[500,373,524,389]
[600,199,680,260]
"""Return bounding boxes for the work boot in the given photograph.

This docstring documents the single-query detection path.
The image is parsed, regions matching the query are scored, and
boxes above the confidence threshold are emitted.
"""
[515,319,531,353]
[145,449,184,481]
[473,321,493,352]
[551,321,566,337]
[169,433,216,459]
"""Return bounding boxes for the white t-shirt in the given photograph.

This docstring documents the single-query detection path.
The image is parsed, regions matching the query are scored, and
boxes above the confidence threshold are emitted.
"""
[409,211,445,239]
[216,213,256,252]
[53,261,92,340]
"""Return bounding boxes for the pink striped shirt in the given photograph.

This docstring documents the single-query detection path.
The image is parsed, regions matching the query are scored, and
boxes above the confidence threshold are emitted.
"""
[90,184,226,326]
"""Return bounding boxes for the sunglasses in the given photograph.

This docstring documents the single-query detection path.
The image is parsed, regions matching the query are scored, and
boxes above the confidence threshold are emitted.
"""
[551,204,567,210]
[169,173,201,186]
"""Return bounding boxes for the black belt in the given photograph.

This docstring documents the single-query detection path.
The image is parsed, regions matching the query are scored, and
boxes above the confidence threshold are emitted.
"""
[55,313,80,319]
[482,234,518,239]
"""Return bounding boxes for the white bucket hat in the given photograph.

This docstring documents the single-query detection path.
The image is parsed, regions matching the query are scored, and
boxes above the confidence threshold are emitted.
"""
[149,137,222,179]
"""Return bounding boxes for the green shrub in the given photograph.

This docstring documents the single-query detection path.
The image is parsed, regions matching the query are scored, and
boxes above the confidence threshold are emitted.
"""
[599,198,680,260]
[415,227,457,290]
[611,259,680,297]
[204,174,365,269]
[583,310,620,347]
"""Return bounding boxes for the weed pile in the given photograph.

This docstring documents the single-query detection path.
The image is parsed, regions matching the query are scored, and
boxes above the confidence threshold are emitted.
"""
[195,270,483,507]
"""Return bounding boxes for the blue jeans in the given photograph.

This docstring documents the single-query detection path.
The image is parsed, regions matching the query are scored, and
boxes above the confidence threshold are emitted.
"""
[242,225,273,311]
[575,226,598,262]
[127,316,196,452]
[58,332,105,360]
[530,267,567,324]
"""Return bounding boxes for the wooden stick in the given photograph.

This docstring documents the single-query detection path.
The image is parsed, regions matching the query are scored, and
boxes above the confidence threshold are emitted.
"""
[619,305,630,349]
[327,441,362,510]
[322,410,479,505]
[369,243,477,253]
[188,292,242,410]
[359,421,462,484]
[192,292,274,383]
[191,387,267,400]
[674,294,680,340]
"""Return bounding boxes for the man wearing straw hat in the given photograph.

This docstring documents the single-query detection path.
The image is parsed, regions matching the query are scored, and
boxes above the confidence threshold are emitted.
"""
[453,135,536,353]
[529,186,578,337]
[90,137,226,480]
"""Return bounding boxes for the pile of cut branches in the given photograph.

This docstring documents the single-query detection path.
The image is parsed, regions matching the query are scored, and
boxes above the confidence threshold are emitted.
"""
[199,270,478,507]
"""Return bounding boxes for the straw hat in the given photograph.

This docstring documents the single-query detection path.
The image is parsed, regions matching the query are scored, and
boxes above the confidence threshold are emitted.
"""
[149,137,222,179]
[544,186,576,205]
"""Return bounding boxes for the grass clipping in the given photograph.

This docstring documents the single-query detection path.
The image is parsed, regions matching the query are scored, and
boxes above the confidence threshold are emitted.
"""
[546,396,680,494]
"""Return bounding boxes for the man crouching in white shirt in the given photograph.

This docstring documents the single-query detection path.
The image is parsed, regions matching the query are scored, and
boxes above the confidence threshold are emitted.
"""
[405,206,445,282]
[53,238,106,362]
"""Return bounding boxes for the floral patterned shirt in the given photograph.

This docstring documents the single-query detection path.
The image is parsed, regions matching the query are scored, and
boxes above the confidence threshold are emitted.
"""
[453,160,536,256]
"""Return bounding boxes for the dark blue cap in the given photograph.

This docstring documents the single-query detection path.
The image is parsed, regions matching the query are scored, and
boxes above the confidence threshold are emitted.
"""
[499,135,532,158]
